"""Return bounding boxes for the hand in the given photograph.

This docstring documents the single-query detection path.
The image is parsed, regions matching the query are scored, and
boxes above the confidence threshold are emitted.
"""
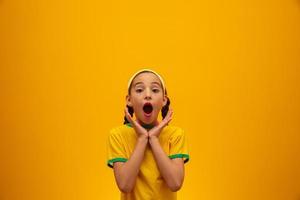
[124,106,148,140]
[148,108,173,139]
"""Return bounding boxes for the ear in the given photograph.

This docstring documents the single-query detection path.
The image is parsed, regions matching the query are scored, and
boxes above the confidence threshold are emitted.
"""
[126,95,133,107]
[162,95,168,107]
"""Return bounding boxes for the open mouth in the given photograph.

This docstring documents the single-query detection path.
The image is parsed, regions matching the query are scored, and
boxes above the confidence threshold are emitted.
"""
[143,102,153,114]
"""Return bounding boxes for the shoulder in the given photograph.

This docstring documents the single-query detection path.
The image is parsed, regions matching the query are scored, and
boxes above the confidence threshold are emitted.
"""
[162,125,185,138]
[108,124,134,138]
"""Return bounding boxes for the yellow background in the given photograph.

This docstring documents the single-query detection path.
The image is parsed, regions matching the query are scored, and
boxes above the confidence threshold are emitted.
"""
[1,0,300,199]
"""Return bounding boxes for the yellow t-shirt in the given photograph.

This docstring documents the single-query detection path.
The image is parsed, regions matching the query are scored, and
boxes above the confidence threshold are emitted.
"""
[106,123,190,200]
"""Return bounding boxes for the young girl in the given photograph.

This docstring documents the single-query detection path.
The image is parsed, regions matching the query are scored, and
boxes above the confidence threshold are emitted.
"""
[107,69,190,200]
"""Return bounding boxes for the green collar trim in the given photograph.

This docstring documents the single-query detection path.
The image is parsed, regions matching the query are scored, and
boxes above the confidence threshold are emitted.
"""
[125,122,155,130]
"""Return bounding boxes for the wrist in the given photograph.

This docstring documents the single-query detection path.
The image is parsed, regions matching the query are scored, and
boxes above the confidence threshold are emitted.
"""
[148,135,159,142]
[137,135,149,142]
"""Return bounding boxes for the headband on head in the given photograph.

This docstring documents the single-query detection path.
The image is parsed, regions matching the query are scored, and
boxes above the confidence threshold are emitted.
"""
[127,69,166,94]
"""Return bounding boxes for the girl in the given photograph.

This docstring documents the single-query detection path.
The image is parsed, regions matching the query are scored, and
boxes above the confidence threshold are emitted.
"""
[107,69,190,200]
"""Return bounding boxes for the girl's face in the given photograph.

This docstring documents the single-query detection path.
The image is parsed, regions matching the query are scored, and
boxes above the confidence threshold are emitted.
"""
[126,72,167,125]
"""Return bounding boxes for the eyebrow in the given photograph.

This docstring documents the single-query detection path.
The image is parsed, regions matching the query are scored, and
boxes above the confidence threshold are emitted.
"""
[134,82,161,87]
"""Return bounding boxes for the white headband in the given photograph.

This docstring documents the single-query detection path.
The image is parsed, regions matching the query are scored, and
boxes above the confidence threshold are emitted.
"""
[127,69,166,93]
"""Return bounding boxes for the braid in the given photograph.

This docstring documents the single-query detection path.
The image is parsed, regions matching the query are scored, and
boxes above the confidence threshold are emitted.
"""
[161,96,170,119]
[123,105,134,124]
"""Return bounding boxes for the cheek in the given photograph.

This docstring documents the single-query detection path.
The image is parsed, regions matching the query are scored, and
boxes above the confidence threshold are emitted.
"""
[130,96,140,105]
[154,103,164,111]
[132,103,143,113]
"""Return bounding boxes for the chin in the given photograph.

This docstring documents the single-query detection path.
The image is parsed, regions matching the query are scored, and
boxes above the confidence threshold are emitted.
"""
[138,114,157,125]
[144,119,155,125]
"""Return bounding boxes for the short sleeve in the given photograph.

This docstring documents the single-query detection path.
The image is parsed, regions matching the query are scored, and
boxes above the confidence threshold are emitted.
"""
[106,128,128,168]
[168,128,190,164]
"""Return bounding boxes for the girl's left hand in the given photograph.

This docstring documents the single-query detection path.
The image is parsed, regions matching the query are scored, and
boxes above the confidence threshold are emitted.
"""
[148,108,173,139]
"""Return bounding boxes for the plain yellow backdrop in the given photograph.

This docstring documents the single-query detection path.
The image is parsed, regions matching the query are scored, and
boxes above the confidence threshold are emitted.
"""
[1,0,300,199]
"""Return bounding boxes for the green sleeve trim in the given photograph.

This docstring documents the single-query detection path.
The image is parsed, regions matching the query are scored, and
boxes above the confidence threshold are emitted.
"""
[168,154,190,164]
[107,157,128,168]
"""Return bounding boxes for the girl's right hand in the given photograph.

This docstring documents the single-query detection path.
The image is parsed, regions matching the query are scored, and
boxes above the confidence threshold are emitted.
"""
[124,107,148,140]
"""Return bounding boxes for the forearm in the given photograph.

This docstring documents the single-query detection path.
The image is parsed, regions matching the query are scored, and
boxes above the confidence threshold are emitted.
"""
[149,136,183,191]
[117,136,148,192]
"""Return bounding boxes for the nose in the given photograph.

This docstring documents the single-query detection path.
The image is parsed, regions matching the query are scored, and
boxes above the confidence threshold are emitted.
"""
[144,88,152,100]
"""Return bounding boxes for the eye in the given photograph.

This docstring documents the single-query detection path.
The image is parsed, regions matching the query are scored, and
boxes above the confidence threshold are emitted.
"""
[136,89,143,93]
[152,89,160,93]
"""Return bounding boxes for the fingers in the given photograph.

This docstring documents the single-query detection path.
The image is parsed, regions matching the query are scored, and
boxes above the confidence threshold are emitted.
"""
[148,109,173,137]
[163,108,173,124]
[158,108,173,129]
[124,107,141,129]
[125,106,173,133]
[124,107,133,124]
